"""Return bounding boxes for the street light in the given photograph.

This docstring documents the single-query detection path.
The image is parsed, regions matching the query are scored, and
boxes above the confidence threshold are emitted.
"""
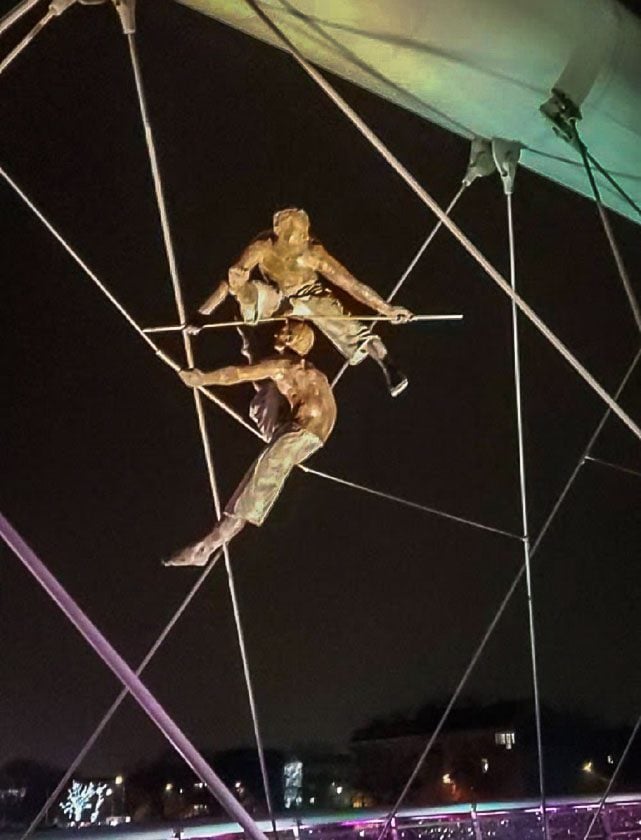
[114,775,126,820]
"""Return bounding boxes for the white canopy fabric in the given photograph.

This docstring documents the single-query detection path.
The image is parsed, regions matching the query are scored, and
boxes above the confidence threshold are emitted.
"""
[179,0,641,224]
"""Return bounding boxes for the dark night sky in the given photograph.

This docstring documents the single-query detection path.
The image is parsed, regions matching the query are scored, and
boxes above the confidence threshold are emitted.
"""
[1,0,640,778]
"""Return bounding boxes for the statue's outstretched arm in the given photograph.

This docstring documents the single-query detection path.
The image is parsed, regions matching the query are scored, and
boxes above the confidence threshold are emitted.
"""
[180,359,289,388]
[198,280,229,316]
[311,244,393,315]
[228,239,270,292]
[196,239,270,317]
[311,244,413,322]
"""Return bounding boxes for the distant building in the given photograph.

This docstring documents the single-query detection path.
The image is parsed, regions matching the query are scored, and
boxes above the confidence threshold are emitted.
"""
[351,704,528,805]
[0,786,27,827]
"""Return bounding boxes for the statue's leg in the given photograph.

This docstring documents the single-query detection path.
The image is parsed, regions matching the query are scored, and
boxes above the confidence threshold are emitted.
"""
[226,424,323,527]
[163,515,245,567]
[290,294,408,396]
[363,336,408,397]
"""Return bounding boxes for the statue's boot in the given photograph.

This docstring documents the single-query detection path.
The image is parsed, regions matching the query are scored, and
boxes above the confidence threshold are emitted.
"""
[378,356,408,397]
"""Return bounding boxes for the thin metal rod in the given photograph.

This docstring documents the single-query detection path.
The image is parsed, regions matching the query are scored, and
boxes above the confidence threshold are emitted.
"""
[582,713,641,839]
[507,193,548,840]
[332,186,465,389]
[0,8,52,76]
[574,131,641,335]
[0,163,261,438]
[21,549,224,840]
[125,33,277,833]
[0,0,41,38]
[584,455,641,480]
[242,0,641,444]
[0,513,268,840]
[300,465,522,542]
[531,347,640,555]
[373,345,641,840]
[144,313,463,335]
[586,151,641,223]
[375,561,526,840]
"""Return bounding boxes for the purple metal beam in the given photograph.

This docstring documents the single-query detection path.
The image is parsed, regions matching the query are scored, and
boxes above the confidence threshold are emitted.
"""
[0,512,268,840]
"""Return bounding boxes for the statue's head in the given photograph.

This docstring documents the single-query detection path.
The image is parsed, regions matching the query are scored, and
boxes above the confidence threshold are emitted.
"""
[272,208,310,246]
[275,319,315,357]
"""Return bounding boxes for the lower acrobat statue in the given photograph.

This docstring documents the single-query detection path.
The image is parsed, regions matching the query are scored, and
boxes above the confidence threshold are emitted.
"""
[165,320,336,566]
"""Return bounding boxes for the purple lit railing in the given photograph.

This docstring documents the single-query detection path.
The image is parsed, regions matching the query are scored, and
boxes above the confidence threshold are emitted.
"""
[14,796,641,840]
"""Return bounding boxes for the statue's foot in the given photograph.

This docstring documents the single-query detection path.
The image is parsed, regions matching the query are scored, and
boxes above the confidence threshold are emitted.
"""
[381,359,408,397]
[163,539,213,567]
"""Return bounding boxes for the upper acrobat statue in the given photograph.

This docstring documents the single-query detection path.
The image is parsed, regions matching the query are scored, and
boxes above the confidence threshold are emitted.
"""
[189,208,414,397]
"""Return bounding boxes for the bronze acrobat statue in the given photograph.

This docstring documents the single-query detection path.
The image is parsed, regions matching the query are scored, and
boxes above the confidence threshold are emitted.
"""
[189,208,413,397]
[165,320,335,566]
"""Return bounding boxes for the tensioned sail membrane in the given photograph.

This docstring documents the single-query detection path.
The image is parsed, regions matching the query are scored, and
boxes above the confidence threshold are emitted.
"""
[179,0,641,224]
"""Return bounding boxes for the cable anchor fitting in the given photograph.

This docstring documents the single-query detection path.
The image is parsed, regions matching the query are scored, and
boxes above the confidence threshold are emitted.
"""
[462,137,495,187]
[49,0,76,15]
[540,88,582,149]
[462,136,521,195]
[112,0,134,34]
[491,138,521,196]
[77,0,134,33]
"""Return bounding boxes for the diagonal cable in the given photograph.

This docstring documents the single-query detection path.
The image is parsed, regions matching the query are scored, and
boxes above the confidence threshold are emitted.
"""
[0,162,261,438]
[584,455,641,481]
[506,191,548,840]
[332,185,465,389]
[0,0,42,38]
[241,0,641,445]
[0,7,52,76]
[20,550,223,840]
[572,127,641,336]
[124,31,278,834]
[582,713,641,839]
[300,465,521,541]
[373,345,640,840]
[585,150,641,222]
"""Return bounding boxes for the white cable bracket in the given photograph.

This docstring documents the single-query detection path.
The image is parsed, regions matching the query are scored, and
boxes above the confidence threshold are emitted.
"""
[462,136,494,187]
[111,0,134,34]
[462,136,520,195]
[48,0,75,15]
[77,0,133,33]
[491,138,521,196]
[111,0,136,35]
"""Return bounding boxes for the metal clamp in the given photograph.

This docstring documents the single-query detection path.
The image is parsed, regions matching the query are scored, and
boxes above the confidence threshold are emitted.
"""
[463,136,521,195]
[491,138,521,196]
[540,87,582,148]
[77,0,135,33]
[463,136,495,187]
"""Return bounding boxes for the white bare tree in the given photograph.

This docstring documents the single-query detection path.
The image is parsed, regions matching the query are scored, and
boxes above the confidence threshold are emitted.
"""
[59,781,108,825]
